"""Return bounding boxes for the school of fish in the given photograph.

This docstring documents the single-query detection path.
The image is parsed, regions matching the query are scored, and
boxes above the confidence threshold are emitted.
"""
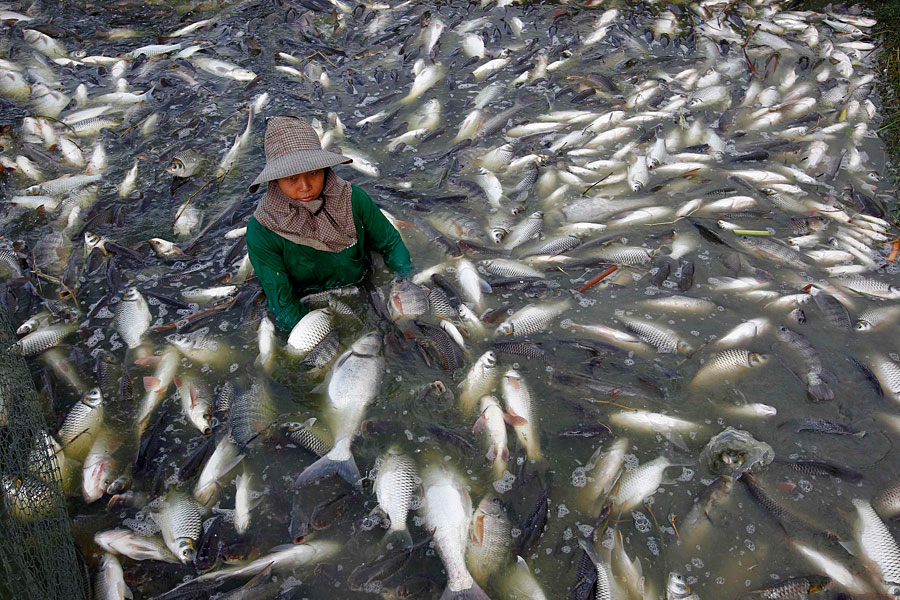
[1,0,900,599]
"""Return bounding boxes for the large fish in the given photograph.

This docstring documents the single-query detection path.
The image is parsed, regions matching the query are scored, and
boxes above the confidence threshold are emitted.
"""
[294,332,383,489]
[421,462,489,600]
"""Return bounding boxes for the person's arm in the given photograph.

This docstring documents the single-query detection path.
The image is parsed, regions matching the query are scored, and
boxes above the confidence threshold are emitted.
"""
[246,220,308,330]
[355,188,413,276]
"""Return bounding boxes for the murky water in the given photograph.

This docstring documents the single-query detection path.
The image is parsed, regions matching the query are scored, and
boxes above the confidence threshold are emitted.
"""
[2,0,899,598]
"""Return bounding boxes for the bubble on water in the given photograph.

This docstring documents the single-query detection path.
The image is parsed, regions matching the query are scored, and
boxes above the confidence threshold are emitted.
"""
[624,358,635,366]
[493,470,516,494]
[687,575,699,585]
[123,514,160,536]
[647,537,659,556]
[510,528,522,539]
[677,468,694,482]
[891,352,899,361]
[745,524,755,534]
[632,511,652,533]
[405,429,414,441]
[577,523,595,537]
[799,479,812,492]
[412,515,425,528]
[363,581,383,593]
[561,545,572,554]
[623,454,639,470]
[229,363,239,373]
[691,557,704,569]
[716,577,726,585]
[744,539,755,551]
[571,467,587,488]
[85,328,104,348]
[94,306,114,320]
[557,504,570,518]
[562,527,573,541]
[578,296,596,308]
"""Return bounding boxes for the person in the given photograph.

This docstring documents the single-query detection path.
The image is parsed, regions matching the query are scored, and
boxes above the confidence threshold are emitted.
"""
[245,116,412,330]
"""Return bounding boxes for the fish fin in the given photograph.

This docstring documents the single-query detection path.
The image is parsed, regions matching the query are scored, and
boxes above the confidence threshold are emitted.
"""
[471,514,485,544]
[503,411,528,426]
[661,431,689,452]
[439,580,490,600]
[473,414,487,434]
[383,527,413,550]
[134,355,159,367]
[820,368,838,385]
[123,583,133,600]
[515,555,530,571]
[189,384,199,409]
[478,278,492,293]
[840,540,860,556]
[806,380,834,403]
[501,447,509,462]
[174,376,182,387]
[142,376,161,392]
[293,447,362,490]
[486,446,497,462]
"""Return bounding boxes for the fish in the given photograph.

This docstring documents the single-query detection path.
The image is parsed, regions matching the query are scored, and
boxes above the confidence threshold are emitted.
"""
[775,326,836,403]
[577,538,616,600]
[619,318,692,354]
[690,349,770,388]
[94,529,178,563]
[194,435,244,508]
[113,287,151,350]
[175,375,212,436]
[167,149,203,178]
[459,350,498,415]
[496,299,570,337]
[216,105,256,178]
[15,322,77,357]
[744,575,831,599]
[501,369,541,462]
[374,446,418,549]
[233,470,259,536]
[667,572,699,600]
[95,553,132,600]
[421,462,489,600]
[136,347,179,433]
[782,417,865,437]
[58,387,104,460]
[82,429,119,503]
[612,455,678,513]
[473,395,509,480]
[389,278,430,320]
[850,498,900,595]
[286,308,334,356]
[293,332,383,489]
[466,494,511,586]
[150,491,203,564]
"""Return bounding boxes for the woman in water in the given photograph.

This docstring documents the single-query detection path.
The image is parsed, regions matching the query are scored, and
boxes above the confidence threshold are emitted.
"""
[246,116,412,329]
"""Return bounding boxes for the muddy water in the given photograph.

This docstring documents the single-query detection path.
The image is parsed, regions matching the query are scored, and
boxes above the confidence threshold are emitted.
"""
[2,0,899,598]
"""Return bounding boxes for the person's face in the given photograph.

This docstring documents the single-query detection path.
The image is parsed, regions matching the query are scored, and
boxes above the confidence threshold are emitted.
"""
[277,168,325,202]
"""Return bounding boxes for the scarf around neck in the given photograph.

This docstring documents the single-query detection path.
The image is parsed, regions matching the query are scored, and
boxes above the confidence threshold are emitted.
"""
[253,169,357,253]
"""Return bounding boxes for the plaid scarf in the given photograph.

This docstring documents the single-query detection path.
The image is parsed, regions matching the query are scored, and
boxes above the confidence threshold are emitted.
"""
[253,169,357,253]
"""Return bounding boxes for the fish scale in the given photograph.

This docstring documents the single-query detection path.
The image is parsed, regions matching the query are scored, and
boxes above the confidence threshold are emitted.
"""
[530,234,583,256]
[303,329,340,368]
[426,285,456,319]
[152,492,203,564]
[853,499,900,589]
[466,495,511,585]
[480,258,544,279]
[113,287,151,349]
[504,211,544,250]
[282,419,331,457]
[775,326,833,402]
[496,299,569,336]
[691,349,768,387]
[16,323,76,357]
[870,355,900,401]
[287,308,334,355]
[374,448,418,547]
[746,575,832,599]
[621,318,690,354]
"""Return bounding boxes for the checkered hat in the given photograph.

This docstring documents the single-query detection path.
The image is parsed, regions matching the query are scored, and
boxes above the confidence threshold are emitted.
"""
[248,116,352,193]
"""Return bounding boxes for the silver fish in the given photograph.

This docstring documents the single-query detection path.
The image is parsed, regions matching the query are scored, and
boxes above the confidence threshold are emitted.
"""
[466,494,512,585]
[166,149,202,178]
[374,446,418,549]
[16,322,76,357]
[775,326,835,402]
[286,308,334,355]
[58,387,104,460]
[496,299,570,337]
[459,350,498,415]
[620,318,692,354]
[294,332,383,489]
[690,349,769,389]
[94,529,178,563]
[151,491,203,564]
[113,287,151,349]
[422,463,489,600]
[851,498,900,595]
[501,369,541,461]
[473,395,509,480]
[95,553,132,600]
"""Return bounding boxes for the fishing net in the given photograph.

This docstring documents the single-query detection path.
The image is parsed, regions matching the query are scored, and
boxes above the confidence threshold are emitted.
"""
[0,306,86,600]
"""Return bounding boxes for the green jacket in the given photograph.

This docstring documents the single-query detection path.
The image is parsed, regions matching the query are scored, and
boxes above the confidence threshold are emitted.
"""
[246,186,412,330]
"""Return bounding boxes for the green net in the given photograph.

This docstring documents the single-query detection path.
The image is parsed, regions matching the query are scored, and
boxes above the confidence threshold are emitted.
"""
[0,305,86,600]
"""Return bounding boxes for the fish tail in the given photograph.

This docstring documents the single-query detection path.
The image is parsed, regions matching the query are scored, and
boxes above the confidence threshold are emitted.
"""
[293,441,362,490]
[382,526,413,550]
[439,581,490,600]
[806,379,834,403]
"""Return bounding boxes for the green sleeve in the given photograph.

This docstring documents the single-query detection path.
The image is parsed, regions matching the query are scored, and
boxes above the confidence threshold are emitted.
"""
[354,188,412,276]
[246,218,308,330]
